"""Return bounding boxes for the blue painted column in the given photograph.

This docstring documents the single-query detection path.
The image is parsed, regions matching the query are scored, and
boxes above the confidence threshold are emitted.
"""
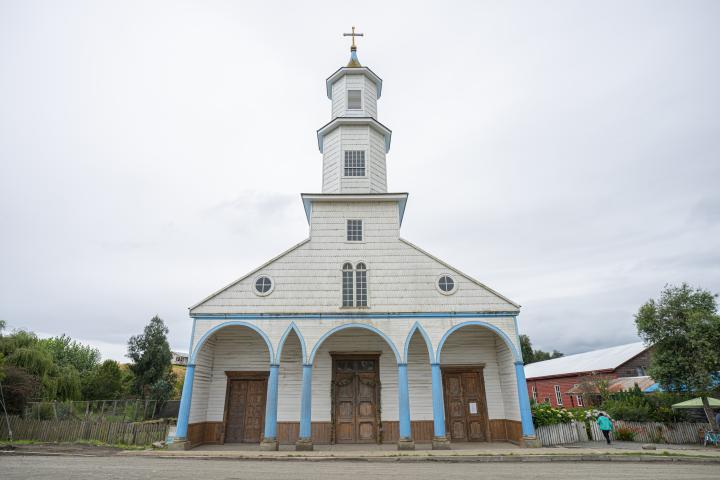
[514,361,536,437]
[263,364,280,441]
[298,363,313,440]
[430,363,446,438]
[175,363,196,440]
[397,363,412,440]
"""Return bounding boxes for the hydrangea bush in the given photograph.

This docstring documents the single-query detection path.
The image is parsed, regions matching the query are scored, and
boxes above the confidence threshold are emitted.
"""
[531,402,576,426]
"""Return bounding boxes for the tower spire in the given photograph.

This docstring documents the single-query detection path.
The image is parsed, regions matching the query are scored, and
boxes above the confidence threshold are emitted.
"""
[343,26,363,68]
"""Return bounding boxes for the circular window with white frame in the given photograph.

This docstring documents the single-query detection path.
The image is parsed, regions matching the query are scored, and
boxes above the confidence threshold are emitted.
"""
[253,275,274,296]
[436,274,457,295]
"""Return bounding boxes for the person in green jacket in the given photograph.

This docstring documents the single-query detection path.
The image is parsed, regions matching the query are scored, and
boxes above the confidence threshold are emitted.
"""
[597,413,614,444]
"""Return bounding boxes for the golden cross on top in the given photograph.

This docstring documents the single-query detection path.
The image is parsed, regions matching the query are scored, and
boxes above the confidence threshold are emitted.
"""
[343,26,363,48]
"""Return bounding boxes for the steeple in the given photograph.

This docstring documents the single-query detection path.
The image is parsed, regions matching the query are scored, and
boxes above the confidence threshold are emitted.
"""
[344,26,363,67]
[316,28,392,194]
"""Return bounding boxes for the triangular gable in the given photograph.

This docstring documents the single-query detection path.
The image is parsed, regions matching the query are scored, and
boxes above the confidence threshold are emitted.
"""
[399,238,521,310]
[189,238,311,312]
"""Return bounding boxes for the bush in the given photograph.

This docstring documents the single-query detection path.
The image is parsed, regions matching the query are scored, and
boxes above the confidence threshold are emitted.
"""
[532,402,575,427]
[601,397,652,422]
[614,426,637,441]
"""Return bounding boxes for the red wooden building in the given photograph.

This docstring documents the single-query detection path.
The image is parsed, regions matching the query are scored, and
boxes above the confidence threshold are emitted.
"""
[524,342,652,408]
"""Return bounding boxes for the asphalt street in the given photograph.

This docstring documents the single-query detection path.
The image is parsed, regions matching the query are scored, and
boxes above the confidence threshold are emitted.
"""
[1,456,718,480]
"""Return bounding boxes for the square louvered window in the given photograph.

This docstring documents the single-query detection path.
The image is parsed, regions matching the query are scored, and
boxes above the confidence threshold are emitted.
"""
[344,150,365,176]
[347,89,362,109]
[347,219,363,241]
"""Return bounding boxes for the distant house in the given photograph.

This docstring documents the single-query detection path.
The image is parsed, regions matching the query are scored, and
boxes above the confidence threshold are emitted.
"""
[171,351,189,366]
[524,342,653,408]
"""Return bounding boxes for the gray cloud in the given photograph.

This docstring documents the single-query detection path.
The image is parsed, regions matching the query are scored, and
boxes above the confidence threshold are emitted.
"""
[0,0,718,359]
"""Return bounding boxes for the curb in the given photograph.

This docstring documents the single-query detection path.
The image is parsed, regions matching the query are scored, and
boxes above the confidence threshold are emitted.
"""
[5,450,720,464]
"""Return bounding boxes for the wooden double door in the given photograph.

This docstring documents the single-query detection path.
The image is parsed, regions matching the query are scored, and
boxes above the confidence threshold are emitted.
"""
[223,372,267,443]
[442,368,490,442]
[332,355,380,444]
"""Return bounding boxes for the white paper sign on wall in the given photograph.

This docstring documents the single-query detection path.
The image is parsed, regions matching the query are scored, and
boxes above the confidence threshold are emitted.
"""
[469,402,478,414]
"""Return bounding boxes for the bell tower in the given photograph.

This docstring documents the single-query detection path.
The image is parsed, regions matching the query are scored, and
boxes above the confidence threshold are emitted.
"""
[317,27,391,194]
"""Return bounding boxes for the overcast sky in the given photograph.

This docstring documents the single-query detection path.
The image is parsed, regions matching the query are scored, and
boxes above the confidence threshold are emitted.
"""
[1,1,718,361]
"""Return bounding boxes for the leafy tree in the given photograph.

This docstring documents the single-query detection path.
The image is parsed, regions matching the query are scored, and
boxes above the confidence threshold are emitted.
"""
[82,360,126,400]
[635,283,720,429]
[520,334,564,365]
[127,316,177,405]
[0,366,41,414]
[40,334,100,375]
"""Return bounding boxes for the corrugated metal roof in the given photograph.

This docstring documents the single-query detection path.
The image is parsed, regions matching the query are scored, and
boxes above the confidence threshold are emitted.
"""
[524,342,647,379]
[566,376,658,394]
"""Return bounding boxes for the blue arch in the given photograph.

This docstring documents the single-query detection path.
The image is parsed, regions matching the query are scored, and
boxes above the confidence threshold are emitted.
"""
[275,322,307,364]
[403,322,435,364]
[308,323,401,364]
[436,321,521,363]
[190,321,274,364]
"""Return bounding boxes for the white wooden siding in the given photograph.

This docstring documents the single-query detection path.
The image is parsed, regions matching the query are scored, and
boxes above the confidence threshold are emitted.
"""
[191,202,517,316]
[330,73,377,119]
[496,338,520,421]
[322,129,341,193]
[188,337,215,424]
[277,330,303,421]
[363,75,378,118]
[407,331,433,420]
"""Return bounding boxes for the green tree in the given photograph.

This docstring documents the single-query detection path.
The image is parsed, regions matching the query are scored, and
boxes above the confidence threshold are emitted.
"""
[82,360,126,400]
[520,334,564,365]
[40,334,100,375]
[127,316,177,405]
[635,283,720,430]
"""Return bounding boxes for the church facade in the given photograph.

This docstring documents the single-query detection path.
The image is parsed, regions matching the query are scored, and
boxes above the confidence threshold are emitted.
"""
[173,36,536,451]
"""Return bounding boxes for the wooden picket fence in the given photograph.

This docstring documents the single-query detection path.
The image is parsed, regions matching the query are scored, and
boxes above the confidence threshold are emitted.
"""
[0,416,170,446]
[589,421,710,444]
[535,421,588,446]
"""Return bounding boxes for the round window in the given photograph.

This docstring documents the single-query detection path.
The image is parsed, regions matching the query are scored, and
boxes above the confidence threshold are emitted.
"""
[437,275,456,294]
[254,276,273,296]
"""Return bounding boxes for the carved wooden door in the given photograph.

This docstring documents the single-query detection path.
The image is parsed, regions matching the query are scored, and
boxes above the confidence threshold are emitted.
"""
[442,369,489,442]
[224,379,266,443]
[333,357,379,444]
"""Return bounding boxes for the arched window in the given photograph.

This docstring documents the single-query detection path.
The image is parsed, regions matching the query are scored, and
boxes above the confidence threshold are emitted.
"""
[342,263,354,307]
[341,262,368,307]
[355,263,367,307]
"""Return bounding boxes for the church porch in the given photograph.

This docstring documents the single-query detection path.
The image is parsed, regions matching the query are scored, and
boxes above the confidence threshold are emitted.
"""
[173,319,536,450]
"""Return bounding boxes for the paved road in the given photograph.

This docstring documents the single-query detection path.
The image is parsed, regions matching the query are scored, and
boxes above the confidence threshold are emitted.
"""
[1,456,718,480]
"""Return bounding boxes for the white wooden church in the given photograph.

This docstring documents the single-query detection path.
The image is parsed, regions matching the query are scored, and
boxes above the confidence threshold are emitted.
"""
[173,30,537,451]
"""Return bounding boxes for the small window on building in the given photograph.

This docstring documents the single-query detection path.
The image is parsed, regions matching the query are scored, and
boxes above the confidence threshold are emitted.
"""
[253,275,273,296]
[532,385,537,402]
[576,395,584,407]
[437,275,456,295]
[554,385,563,406]
[342,263,354,307]
[347,89,362,109]
[344,150,365,176]
[636,366,646,376]
[355,262,367,307]
[347,220,363,241]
